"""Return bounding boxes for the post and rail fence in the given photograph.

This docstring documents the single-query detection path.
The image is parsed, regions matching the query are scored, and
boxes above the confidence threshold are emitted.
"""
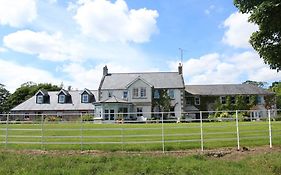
[0,109,280,153]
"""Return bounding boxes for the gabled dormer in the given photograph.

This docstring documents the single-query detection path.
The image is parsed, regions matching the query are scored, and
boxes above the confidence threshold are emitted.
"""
[35,90,50,104]
[57,89,72,104]
[81,88,95,103]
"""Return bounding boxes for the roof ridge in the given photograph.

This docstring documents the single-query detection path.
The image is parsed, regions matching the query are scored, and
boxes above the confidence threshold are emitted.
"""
[108,72,179,75]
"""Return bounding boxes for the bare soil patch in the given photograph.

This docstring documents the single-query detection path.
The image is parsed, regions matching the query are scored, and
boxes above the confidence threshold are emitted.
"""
[1,146,281,160]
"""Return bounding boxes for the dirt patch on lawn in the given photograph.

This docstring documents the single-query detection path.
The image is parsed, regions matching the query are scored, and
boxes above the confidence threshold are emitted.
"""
[1,146,281,160]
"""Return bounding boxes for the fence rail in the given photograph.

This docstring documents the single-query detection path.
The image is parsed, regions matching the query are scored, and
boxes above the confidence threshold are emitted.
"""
[0,109,281,152]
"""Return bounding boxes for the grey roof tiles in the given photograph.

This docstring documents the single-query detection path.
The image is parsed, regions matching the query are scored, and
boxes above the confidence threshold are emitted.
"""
[101,72,185,89]
[12,90,97,111]
[185,84,274,96]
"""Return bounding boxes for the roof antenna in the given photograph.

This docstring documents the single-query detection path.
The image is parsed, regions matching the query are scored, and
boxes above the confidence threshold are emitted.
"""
[179,48,185,64]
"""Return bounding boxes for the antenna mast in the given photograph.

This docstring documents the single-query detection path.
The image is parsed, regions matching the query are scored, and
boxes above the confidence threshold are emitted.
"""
[179,48,185,64]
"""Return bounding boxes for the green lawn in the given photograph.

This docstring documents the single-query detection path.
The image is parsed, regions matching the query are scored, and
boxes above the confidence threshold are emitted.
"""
[0,150,281,175]
[0,121,280,151]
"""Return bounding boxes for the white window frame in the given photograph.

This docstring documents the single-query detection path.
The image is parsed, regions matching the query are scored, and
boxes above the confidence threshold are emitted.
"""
[58,94,65,103]
[154,89,160,99]
[137,107,143,117]
[82,94,89,103]
[123,91,128,99]
[194,96,200,105]
[133,88,139,98]
[220,96,226,104]
[257,96,263,105]
[168,89,175,99]
[140,87,146,98]
[37,95,43,104]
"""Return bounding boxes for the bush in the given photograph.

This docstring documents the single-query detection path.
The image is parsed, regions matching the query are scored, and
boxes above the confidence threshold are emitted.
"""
[45,116,61,122]
[82,115,94,121]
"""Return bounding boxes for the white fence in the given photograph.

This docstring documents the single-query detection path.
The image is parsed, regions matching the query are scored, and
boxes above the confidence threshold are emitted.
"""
[0,110,280,152]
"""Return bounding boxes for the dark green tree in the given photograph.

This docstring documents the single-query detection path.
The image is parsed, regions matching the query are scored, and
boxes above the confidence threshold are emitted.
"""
[0,84,10,113]
[6,82,61,111]
[269,81,281,109]
[243,80,267,88]
[234,0,281,71]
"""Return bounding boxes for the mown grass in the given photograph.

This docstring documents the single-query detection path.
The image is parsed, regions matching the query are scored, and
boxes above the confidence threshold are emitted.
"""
[0,121,280,151]
[0,150,281,175]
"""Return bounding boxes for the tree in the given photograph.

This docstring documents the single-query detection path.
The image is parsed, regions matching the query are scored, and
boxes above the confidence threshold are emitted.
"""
[234,0,281,71]
[243,80,267,88]
[6,82,61,111]
[0,84,10,113]
[269,81,281,109]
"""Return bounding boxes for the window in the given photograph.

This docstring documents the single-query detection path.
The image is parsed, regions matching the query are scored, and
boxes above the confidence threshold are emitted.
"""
[245,96,250,104]
[58,94,65,103]
[104,109,109,120]
[137,107,143,117]
[82,94,89,103]
[194,96,200,105]
[140,87,146,98]
[123,91,128,99]
[37,95,43,104]
[231,96,235,104]
[220,96,226,104]
[154,90,160,99]
[168,89,175,99]
[257,96,263,104]
[108,91,113,98]
[133,88,138,98]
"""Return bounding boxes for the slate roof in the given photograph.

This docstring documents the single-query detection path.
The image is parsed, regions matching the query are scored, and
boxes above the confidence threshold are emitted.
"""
[101,72,185,90]
[12,90,98,111]
[185,84,274,96]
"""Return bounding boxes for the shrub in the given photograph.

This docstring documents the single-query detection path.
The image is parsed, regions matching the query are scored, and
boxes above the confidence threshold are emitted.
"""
[45,116,61,122]
[82,114,94,121]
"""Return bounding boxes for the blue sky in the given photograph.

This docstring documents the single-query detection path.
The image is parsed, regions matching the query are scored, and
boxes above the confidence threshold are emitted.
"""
[0,0,280,92]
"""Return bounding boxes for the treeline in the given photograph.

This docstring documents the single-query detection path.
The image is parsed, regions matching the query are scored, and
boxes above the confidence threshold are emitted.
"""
[0,82,61,113]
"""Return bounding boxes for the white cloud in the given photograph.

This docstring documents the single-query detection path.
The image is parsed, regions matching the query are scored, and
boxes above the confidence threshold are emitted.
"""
[3,30,86,62]
[0,59,62,92]
[0,0,37,27]
[0,47,7,53]
[73,0,159,43]
[222,12,258,48]
[169,51,281,85]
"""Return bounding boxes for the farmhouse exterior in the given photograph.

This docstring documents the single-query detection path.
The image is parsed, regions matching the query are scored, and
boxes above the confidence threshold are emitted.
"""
[10,65,275,121]
[94,65,185,120]
[11,89,97,120]
[184,84,275,118]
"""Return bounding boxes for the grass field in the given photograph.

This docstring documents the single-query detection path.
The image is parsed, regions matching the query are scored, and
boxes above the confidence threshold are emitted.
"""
[0,121,281,151]
[0,149,281,175]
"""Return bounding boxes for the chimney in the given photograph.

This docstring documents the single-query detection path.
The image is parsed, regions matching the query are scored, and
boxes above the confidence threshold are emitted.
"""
[103,65,108,76]
[178,63,183,75]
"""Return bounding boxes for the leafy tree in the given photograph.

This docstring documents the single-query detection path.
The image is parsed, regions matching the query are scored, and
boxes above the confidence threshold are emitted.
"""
[243,80,267,88]
[0,84,10,113]
[6,82,61,111]
[269,81,281,109]
[234,0,281,71]
[152,89,172,119]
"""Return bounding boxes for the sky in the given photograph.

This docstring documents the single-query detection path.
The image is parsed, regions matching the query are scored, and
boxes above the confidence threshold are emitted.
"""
[0,0,280,92]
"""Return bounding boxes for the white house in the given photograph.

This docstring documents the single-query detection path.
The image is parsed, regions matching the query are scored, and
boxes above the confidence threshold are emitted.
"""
[94,65,185,121]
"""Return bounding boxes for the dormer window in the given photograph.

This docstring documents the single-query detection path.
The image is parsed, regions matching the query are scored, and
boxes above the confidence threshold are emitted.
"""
[58,94,65,103]
[37,95,43,104]
[35,90,49,104]
[82,94,89,103]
